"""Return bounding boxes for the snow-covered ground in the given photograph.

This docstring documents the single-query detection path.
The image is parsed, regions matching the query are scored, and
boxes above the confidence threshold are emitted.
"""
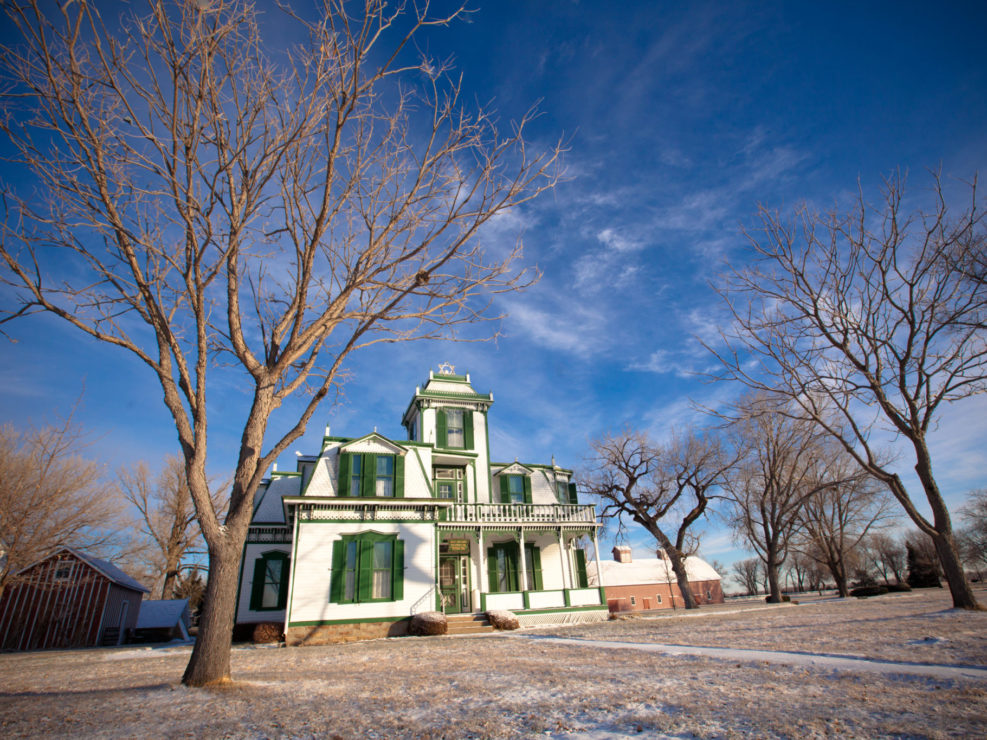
[0,587,985,738]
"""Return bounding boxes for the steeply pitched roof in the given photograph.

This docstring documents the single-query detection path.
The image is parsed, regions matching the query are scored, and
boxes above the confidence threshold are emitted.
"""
[66,547,150,594]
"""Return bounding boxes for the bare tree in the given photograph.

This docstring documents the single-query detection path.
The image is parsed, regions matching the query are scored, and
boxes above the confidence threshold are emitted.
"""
[724,395,849,602]
[0,417,125,596]
[786,550,827,593]
[119,456,225,599]
[713,172,986,609]
[793,461,892,597]
[731,557,761,596]
[860,532,907,585]
[0,0,559,685]
[584,428,733,610]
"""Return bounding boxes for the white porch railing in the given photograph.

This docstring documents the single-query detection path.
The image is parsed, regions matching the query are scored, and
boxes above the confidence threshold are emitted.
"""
[441,503,595,524]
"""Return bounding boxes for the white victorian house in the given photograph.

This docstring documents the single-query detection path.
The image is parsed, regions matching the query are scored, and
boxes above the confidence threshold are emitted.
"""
[235,366,608,644]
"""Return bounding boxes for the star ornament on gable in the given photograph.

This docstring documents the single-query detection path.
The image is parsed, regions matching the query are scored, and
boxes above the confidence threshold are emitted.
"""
[437,362,455,375]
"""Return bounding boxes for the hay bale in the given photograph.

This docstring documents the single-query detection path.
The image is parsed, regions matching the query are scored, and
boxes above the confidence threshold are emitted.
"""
[252,622,283,643]
[409,611,447,636]
[486,610,519,631]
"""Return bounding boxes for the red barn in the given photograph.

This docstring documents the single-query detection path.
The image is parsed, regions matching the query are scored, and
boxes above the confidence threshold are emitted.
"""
[0,547,149,651]
[589,546,724,613]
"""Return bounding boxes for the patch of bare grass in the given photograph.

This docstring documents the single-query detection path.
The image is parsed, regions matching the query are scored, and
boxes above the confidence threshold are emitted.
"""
[0,588,985,738]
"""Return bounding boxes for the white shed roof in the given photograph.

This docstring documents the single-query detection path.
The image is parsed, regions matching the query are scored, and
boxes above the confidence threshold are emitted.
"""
[588,554,721,587]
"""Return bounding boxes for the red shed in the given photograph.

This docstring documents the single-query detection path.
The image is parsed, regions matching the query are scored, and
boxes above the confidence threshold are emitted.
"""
[0,547,149,651]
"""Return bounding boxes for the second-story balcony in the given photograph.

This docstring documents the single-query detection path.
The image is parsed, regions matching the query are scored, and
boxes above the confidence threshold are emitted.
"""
[439,503,597,525]
[282,497,598,526]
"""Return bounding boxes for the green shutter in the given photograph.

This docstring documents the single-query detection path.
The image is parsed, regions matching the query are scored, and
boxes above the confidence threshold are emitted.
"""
[568,482,578,505]
[574,548,588,589]
[361,453,375,497]
[498,476,510,503]
[392,539,405,601]
[277,556,291,609]
[338,453,351,497]
[436,410,448,448]
[249,557,266,611]
[395,454,405,498]
[329,540,346,603]
[507,543,520,591]
[463,410,474,450]
[527,545,543,591]
[522,476,532,504]
[357,538,374,601]
[487,547,498,592]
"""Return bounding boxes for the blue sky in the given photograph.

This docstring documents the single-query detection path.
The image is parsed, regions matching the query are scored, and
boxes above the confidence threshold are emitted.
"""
[2,0,986,576]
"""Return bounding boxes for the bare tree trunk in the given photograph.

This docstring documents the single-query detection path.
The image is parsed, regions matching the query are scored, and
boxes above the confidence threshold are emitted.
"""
[665,550,698,610]
[181,540,240,686]
[911,448,981,609]
[932,531,978,608]
[764,546,783,603]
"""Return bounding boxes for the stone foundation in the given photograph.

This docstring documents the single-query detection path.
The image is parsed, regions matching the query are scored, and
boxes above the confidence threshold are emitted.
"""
[285,618,410,646]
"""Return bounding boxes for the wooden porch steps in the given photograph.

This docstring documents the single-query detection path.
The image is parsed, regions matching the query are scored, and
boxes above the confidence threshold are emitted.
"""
[444,613,495,635]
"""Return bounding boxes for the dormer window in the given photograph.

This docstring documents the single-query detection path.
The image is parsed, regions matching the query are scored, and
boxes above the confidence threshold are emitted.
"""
[339,452,404,498]
[349,455,363,497]
[498,473,531,504]
[375,456,395,497]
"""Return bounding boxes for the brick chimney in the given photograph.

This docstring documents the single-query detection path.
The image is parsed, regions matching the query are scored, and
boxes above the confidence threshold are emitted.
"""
[612,545,632,563]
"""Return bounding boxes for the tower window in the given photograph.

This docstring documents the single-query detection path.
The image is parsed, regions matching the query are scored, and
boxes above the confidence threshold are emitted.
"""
[445,409,464,448]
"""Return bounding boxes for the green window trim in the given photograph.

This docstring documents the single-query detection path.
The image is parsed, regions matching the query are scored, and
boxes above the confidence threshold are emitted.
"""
[436,409,474,450]
[498,474,532,504]
[567,482,578,505]
[338,452,405,498]
[330,532,405,604]
[574,548,589,589]
[249,550,290,611]
[486,542,542,593]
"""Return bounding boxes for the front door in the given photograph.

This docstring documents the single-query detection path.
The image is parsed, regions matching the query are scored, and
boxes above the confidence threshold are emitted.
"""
[439,554,471,614]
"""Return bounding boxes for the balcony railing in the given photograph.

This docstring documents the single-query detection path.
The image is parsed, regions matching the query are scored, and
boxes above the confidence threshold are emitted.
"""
[440,503,596,524]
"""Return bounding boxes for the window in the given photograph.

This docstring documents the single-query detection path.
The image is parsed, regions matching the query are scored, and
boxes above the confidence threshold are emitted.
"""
[656,594,663,604]
[630,596,637,606]
[349,455,363,497]
[436,409,473,449]
[446,409,464,448]
[54,566,71,581]
[486,542,542,592]
[330,532,405,604]
[556,480,578,505]
[338,452,404,498]
[434,467,464,501]
[375,456,394,497]
[408,418,417,442]
[556,480,569,504]
[249,551,290,611]
[498,474,531,504]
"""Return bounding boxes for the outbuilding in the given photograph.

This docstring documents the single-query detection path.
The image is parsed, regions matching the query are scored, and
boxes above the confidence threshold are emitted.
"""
[0,547,149,651]
[133,599,192,643]
[590,545,724,612]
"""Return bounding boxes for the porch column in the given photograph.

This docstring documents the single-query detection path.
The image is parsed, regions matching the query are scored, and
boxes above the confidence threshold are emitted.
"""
[557,529,569,590]
[592,528,605,596]
[518,528,527,591]
[477,527,486,595]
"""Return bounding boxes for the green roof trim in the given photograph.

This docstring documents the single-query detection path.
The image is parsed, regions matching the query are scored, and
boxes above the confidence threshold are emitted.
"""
[492,462,574,475]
